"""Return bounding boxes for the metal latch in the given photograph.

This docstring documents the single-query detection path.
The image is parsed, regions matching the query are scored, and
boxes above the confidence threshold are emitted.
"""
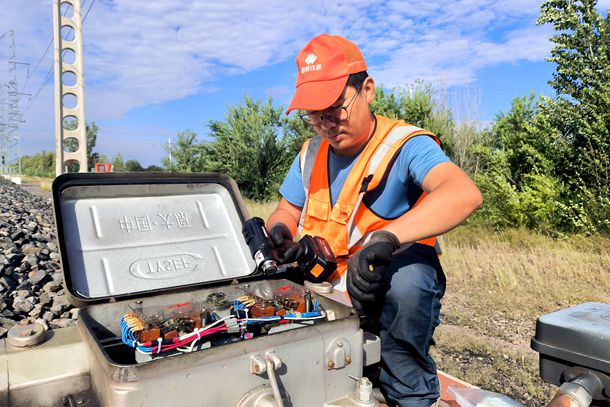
[326,337,351,370]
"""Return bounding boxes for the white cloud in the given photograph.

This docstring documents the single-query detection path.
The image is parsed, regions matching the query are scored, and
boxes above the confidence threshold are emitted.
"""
[363,13,553,88]
[8,0,550,111]
[4,0,558,163]
[48,1,549,106]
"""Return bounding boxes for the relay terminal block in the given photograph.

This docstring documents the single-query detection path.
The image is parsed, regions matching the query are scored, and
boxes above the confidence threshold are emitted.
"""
[120,281,327,358]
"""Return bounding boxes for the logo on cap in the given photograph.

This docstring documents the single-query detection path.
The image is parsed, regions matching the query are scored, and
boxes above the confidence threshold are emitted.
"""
[301,52,322,74]
[304,53,317,65]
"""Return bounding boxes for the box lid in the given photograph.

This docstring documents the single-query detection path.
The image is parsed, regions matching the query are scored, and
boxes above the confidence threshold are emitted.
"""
[52,173,256,306]
[531,302,610,373]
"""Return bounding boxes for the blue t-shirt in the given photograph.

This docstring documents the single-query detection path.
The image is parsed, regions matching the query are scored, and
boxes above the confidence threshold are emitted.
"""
[279,135,450,219]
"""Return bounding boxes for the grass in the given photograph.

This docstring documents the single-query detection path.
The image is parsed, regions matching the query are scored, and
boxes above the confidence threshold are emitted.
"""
[244,199,277,220]
[21,175,54,192]
[430,325,553,404]
[441,225,609,320]
[434,225,608,405]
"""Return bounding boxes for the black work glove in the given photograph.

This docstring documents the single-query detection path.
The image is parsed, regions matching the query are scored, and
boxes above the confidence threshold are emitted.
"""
[269,223,302,264]
[346,231,400,313]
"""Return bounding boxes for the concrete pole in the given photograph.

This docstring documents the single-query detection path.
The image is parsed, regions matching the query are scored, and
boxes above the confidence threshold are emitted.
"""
[53,0,88,175]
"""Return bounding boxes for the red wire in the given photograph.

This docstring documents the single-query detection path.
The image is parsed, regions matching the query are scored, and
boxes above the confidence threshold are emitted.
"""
[153,326,228,354]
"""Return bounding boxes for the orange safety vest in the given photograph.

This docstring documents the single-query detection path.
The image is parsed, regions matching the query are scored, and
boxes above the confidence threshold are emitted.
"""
[298,115,440,290]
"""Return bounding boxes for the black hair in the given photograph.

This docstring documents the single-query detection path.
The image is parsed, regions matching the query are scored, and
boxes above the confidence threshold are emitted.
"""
[347,71,369,91]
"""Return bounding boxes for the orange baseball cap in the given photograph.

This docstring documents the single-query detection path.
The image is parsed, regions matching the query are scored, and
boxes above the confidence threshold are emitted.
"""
[285,34,367,115]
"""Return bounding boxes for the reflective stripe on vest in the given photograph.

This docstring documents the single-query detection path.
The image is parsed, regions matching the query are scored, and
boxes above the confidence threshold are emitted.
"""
[298,136,322,234]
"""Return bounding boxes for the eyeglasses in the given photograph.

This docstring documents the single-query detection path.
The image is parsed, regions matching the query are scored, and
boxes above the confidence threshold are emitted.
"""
[300,88,361,126]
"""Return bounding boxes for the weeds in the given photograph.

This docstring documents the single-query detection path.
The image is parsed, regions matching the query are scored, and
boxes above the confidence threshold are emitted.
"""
[244,199,277,220]
[441,226,609,319]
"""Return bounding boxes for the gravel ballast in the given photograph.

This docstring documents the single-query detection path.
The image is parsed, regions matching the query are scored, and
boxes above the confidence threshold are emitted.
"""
[0,179,75,336]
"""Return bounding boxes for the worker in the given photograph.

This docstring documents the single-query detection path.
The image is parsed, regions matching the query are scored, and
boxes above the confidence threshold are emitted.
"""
[266,34,483,406]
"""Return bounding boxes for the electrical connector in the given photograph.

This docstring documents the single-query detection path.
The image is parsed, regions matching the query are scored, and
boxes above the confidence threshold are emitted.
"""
[225,316,240,334]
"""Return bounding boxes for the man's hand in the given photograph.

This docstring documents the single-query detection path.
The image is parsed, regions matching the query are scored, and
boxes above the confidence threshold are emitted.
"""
[347,231,400,312]
[269,223,301,264]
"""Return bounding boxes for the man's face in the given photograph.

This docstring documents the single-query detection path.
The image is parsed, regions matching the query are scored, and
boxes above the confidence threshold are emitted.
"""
[306,77,375,157]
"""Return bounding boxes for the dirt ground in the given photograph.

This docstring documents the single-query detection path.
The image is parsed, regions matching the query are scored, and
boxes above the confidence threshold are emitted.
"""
[20,183,52,199]
[432,288,556,406]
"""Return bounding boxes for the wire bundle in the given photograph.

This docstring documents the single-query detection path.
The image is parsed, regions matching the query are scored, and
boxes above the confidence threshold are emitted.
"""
[121,313,230,355]
[121,294,327,357]
[233,296,326,324]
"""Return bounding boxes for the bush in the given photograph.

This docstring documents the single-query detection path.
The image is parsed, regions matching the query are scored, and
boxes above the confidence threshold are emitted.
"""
[471,172,521,229]
[21,152,55,178]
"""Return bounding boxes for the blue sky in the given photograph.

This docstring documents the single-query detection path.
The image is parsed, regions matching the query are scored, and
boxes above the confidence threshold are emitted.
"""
[1,0,609,167]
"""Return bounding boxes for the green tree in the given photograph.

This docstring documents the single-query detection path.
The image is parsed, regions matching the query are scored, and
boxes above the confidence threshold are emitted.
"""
[370,87,402,119]
[145,164,164,172]
[282,112,316,158]
[201,96,304,200]
[112,153,124,172]
[492,93,556,188]
[538,0,610,233]
[371,81,454,138]
[470,94,567,234]
[86,122,100,169]
[163,130,204,172]
[370,82,485,172]
[124,159,144,172]
[400,82,454,141]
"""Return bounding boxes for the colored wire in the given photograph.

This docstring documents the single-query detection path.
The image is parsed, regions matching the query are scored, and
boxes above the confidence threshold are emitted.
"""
[120,294,326,356]
[121,313,238,355]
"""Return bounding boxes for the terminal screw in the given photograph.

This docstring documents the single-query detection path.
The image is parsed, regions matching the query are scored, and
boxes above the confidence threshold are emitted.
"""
[345,356,352,365]
[328,361,335,369]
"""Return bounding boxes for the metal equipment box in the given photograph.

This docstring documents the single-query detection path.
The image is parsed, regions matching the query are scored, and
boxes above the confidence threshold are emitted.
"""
[5,173,374,407]
[531,302,610,403]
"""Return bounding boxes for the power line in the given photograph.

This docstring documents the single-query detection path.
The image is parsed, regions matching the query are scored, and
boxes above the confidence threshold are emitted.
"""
[22,63,54,117]
[83,0,96,22]
[21,40,52,93]
[20,0,84,94]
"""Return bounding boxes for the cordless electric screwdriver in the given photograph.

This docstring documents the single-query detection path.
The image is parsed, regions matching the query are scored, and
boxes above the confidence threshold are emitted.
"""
[242,217,337,282]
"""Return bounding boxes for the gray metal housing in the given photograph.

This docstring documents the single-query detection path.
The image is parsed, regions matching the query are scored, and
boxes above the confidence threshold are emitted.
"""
[0,283,365,406]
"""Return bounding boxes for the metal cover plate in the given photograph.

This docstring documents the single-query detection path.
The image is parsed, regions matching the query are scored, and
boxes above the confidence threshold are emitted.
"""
[55,174,255,301]
[532,302,610,372]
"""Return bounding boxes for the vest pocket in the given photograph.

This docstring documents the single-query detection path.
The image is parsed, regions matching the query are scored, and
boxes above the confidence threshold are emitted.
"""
[304,197,329,227]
